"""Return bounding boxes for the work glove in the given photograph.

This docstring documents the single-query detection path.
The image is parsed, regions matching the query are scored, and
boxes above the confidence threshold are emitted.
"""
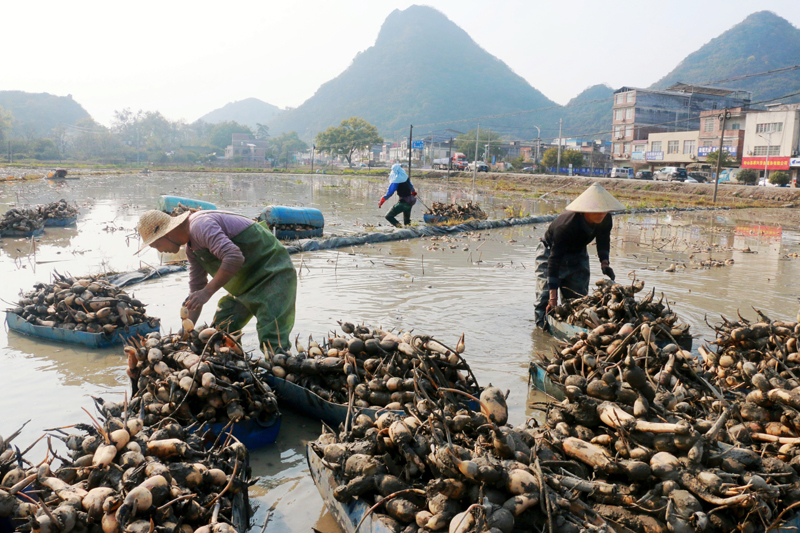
[602,265,616,281]
[411,191,417,196]
[378,197,386,208]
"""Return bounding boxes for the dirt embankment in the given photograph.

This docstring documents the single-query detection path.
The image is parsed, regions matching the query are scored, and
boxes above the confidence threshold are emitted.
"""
[415,171,800,208]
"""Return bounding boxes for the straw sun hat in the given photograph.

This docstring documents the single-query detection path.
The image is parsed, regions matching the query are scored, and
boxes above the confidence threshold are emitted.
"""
[135,210,190,254]
[565,182,626,213]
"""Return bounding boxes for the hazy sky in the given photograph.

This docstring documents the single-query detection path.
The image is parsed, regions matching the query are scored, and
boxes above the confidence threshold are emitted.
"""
[4,0,800,126]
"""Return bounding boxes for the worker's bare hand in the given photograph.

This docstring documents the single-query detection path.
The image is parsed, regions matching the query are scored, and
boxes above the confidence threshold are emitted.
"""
[185,289,211,311]
[546,297,558,315]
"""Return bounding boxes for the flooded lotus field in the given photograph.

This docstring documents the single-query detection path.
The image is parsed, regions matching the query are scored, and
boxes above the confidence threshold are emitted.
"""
[2,171,800,532]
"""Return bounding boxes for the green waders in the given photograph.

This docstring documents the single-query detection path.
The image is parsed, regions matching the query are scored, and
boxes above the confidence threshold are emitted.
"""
[191,221,296,352]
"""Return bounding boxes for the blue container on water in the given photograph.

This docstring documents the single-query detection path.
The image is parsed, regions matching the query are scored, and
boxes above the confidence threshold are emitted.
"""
[258,206,324,240]
[258,206,324,228]
[157,195,217,212]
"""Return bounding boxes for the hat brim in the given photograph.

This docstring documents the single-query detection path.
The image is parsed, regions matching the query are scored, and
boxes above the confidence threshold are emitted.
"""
[564,183,626,213]
[135,211,191,254]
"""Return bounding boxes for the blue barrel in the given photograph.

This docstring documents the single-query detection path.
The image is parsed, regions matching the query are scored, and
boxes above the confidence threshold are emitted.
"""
[157,195,217,212]
[424,214,449,225]
[258,206,324,228]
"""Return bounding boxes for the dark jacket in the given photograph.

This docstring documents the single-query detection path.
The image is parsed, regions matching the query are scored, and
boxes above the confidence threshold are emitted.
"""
[543,211,612,289]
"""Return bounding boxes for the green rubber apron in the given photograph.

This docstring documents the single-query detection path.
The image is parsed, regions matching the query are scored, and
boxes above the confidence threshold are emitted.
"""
[190,221,296,352]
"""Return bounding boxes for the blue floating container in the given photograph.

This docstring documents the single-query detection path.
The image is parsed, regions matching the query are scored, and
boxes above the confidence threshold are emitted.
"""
[259,206,324,227]
[157,195,217,212]
[528,361,566,401]
[207,414,281,450]
[423,214,449,225]
[5,312,160,348]
[44,216,77,227]
[0,227,44,238]
[308,443,396,533]
[258,206,324,240]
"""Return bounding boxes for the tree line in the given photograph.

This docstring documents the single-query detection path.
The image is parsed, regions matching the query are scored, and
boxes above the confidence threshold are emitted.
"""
[0,106,310,165]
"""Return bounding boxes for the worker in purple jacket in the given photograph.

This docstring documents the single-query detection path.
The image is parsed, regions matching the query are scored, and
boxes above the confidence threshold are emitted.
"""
[136,209,296,351]
[379,163,417,227]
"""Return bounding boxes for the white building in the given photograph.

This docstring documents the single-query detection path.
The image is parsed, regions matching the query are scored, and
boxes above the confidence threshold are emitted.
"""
[741,103,800,181]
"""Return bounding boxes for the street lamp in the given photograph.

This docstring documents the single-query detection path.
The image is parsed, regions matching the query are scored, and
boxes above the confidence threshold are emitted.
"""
[531,125,541,165]
[757,132,774,183]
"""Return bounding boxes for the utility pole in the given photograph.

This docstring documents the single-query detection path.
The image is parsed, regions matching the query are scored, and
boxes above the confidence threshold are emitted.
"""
[713,109,730,203]
[472,123,480,194]
[311,144,316,173]
[556,119,562,175]
[136,126,140,167]
[447,137,453,181]
[408,125,413,181]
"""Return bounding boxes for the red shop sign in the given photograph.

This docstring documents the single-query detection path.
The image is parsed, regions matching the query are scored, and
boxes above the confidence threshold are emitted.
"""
[741,156,790,170]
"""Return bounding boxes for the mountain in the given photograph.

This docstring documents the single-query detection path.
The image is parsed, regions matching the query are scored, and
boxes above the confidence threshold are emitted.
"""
[199,98,284,129]
[0,91,91,137]
[267,5,559,139]
[561,84,614,138]
[652,11,800,104]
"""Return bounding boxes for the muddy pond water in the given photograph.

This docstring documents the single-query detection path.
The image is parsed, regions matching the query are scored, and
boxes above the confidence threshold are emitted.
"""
[2,171,800,533]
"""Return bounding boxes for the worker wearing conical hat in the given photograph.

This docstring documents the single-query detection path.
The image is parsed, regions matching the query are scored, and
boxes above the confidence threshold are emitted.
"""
[534,183,625,329]
[135,209,296,352]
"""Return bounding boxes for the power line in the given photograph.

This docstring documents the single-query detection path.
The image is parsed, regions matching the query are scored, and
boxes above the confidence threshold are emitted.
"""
[703,64,800,85]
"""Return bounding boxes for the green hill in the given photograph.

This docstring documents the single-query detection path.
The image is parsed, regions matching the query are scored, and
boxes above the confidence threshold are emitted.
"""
[652,11,800,104]
[561,84,614,138]
[267,5,560,140]
[198,98,284,129]
[0,91,91,138]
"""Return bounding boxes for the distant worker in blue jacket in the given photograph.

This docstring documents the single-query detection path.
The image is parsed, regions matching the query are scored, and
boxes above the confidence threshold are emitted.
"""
[379,162,417,227]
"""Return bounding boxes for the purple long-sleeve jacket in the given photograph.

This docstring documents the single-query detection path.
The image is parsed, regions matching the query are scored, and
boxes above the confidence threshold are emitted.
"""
[186,211,254,292]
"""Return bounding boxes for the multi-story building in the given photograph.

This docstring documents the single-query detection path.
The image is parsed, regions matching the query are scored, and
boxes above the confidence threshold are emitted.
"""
[741,103,800,181]
[697,107,746,163]
[644,131,701,167]
[611,83,751,168]
[224,133,268,161]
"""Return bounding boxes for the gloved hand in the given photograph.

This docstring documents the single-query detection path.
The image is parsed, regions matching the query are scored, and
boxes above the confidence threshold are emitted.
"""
[378,197,386,208]
[602,264,615,281]
[411,191,417,196]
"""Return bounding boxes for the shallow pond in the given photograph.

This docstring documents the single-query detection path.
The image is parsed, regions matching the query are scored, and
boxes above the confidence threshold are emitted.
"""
[2,171,800,532]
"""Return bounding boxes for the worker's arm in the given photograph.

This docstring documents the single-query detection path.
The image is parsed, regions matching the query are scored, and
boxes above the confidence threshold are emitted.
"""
[596,216,615,280]
[184,219,247,317]
[185,266,239,314]
[382,182,398,201]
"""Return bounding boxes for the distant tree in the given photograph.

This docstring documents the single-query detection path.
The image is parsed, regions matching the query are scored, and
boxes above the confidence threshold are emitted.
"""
[541,147,584,169]
[455,129,502,161]
[770,170,790,186]
[737,168,758,185]
[270,131,308,166]
[0,105,12,145]
[71,118,125,160]
[315,117,382,166]
[255,123,270,140]
[32,138,59,160]
[705,149,734,168]
[208,121,252,152]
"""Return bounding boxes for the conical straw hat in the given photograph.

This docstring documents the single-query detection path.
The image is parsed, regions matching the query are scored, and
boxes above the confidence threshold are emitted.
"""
[135,210,191,254]
[565,182,626,213]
